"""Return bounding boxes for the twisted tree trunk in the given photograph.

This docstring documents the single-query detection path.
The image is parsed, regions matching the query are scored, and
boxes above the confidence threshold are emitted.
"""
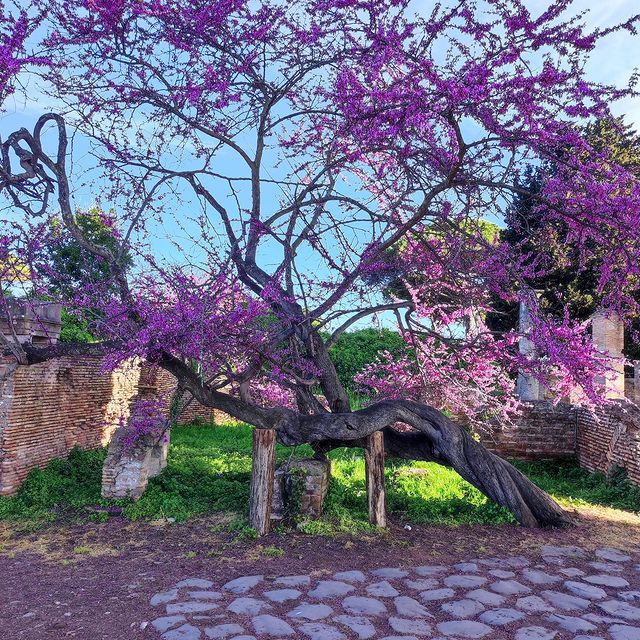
[23,347,571,529]
[278,400,571,528]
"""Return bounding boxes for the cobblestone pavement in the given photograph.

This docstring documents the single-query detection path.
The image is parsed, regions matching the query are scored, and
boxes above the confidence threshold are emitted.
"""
[147,545,640,640]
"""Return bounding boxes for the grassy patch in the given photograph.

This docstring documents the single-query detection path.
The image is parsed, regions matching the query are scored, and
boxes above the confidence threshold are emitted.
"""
[1,423,639,533]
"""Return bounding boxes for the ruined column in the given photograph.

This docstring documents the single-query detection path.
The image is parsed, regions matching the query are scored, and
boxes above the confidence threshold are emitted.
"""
[516,298,543,401]
[591,309,625,399]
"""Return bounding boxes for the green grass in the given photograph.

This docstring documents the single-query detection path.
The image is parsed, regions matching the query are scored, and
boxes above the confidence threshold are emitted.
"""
[1,423,639,532]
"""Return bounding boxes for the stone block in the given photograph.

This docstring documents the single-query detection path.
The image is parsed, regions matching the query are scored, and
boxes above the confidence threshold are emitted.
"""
[271,458,330,521]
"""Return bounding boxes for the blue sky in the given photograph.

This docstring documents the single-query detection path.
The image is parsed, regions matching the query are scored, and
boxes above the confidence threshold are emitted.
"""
[1,0,639,329]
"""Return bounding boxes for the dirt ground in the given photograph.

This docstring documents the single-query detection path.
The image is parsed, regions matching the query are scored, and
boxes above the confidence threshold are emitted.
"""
[1,505,640,639]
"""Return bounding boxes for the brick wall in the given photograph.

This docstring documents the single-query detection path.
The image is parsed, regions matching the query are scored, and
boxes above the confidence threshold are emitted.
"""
[576,401,640,485]
[482,401,578,461]
[0,356,221,495]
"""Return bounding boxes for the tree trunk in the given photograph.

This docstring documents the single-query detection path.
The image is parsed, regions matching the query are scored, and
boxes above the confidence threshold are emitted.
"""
[277,400,573,528]
[365,431,387,527]
[249,428,276,535]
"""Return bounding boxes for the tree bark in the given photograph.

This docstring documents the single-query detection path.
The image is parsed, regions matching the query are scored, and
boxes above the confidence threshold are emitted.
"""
[249,428,276,535]
[22,344,572,529]
[365,431,387,527]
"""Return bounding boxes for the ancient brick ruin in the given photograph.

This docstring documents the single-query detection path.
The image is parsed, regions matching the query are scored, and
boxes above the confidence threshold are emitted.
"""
[1,302,640,500]
[486,306,640,485]
[0,305,219,496]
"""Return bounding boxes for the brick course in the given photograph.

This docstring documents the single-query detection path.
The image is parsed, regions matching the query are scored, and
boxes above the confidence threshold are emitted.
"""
[576,401,640,485]
[482,401,578,461]
[0,356,218,495]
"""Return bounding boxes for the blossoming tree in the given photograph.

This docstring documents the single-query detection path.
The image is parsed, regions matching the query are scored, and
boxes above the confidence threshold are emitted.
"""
[2,0,640,527]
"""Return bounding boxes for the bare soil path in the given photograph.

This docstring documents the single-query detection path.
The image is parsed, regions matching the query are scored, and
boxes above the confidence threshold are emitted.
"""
[1,507,639,639]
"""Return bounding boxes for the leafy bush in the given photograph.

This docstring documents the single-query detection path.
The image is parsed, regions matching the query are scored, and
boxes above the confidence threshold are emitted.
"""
[328,328,407,393]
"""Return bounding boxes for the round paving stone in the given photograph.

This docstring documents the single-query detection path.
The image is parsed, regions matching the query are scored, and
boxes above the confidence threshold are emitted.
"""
[394,596,433,618]
[466,590,506,606]
[515,596,555,613]
[564,581,607,600]
[441,599,485,618]
[153,616,187,633]
[404,578,439,591]
[226,597,270,616]
[334,571,366,583]
[342,596,388,616]
[204,624,245,639]
[229,637,256,640]
[414,566,448,576]
[420,588,455,602]
[598,600,640,621]
[584,575,630,588]
[298,622,347,640]
[522,569,561,585]
[546,614,597,633]
[389,616,432,635]
[366,581,400,597]
[540,590,590,611]
[620,592,640,601]
[188,591,223,601]
[444,575,487,589]
[263,589,302,603]
[514,626,558,640]
[162,624,202,640]
[222,576,263,594]
[560,568,586,577]
[478,608,525,626]
[274,575,311,587]
[504,556,532,568]
[488,570,515,579]
[333,614,376,639]
[455,563,479,572]
[490,580,531,595]
[151,590,179,606]
[251,614,295,637]
[372,568,409,579]
[610,624,640,640]
[308,580,355,599]
[595,548,632,563]
[166,602,219,615]
[436,620,493,638]
[287,603,333,620]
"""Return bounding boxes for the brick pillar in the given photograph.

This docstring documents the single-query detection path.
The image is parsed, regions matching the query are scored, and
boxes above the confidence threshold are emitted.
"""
[516,299,543,401]
[591,309,625,399]
[0,356,18,495]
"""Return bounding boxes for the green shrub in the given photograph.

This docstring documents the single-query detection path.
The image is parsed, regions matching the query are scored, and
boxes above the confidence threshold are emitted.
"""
[328,328,407,394]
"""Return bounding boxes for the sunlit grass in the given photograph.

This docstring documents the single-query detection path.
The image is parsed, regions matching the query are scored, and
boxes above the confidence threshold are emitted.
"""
[1,422,639,533]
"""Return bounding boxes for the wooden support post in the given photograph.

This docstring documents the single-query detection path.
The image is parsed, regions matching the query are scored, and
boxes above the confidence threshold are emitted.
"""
[365,430,387,527]
[249,428,276,535]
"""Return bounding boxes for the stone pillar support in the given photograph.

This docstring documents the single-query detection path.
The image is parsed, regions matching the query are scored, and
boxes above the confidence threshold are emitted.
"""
[516,298,543,401]
[591,309,625,400]
[101,428,170,499]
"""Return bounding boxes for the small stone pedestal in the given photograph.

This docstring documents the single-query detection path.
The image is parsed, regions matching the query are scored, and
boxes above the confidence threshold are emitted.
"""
[271,458,330,522]
[101,428,170,499]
